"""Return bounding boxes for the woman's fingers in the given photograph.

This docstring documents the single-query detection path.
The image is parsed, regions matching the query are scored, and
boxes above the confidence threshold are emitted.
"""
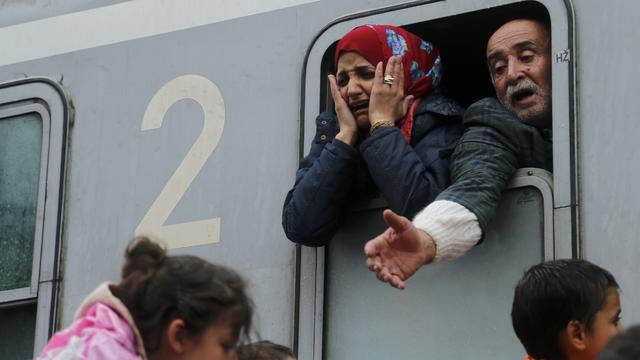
[395,57,404,92]
[381,56,404,95]
[375,61,384,86]
[328,74,358,136]
[403,95,414,115]
[368,56,408,124]
[327,75,342,104]
[383,56,393,77]
[383,56,395,87]
[328,74,350,113]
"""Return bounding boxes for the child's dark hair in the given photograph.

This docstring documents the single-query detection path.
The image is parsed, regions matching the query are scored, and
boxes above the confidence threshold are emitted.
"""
[110,237,253,354]
[237,340,295,360]
[597,326,640,360]
[511,259,619,360]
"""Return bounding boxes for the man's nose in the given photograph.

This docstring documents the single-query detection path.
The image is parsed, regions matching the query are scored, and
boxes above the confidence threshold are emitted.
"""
[505,59,525,84]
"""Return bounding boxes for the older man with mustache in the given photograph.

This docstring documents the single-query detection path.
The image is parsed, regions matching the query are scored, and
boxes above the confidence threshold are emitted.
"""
[364,18,553,289]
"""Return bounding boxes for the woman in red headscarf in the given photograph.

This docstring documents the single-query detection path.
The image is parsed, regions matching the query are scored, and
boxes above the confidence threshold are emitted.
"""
[282,25,464,246]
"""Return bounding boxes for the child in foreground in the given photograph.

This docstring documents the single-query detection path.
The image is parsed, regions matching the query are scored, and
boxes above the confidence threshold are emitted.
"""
[237,340,296,360]
[37,237,253,360]
[512,259,623,360]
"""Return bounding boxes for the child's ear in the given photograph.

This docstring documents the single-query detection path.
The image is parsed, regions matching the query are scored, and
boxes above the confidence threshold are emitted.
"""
[166,318,188,353]
[564,320,589,351]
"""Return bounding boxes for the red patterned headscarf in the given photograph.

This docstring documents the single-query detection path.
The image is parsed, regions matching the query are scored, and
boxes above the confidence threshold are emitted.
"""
[334,25,442,140]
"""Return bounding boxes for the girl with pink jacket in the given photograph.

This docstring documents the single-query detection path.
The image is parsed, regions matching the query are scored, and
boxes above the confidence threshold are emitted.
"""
[36,237,253,360]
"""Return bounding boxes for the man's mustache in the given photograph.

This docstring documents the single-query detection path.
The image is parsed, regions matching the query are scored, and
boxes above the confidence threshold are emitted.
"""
[505,78,539,105]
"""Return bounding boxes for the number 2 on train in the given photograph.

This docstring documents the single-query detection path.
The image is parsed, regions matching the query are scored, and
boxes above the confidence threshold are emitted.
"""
[135,75,224,249]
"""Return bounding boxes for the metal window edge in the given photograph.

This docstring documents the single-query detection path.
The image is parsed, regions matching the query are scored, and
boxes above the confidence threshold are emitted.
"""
[508,168,555,260]
[562,0,580,259]
[0,77,70,356]
[0,287,36,304]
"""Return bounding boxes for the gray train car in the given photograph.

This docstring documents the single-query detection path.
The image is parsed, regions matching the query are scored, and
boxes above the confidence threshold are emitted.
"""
[0,0,637,359]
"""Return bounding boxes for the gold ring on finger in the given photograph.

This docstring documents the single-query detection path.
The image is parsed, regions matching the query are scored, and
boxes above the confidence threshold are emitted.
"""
[383,74,394,85]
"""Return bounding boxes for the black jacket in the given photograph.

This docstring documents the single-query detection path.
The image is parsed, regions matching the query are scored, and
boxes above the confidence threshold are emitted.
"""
[282,93,464,246]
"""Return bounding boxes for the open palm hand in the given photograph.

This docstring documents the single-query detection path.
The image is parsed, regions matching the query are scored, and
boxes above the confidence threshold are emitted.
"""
[364,210,436,289]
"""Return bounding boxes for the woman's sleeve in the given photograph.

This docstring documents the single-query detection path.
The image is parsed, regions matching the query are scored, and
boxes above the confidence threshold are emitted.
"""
[282,114,359,247]
[359,115,462,219]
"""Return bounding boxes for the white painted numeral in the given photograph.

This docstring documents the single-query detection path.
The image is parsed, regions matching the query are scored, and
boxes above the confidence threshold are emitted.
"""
[135,75,224,249]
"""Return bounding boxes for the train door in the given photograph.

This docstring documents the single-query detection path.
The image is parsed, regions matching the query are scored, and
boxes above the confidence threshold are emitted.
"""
[296,0,577,358]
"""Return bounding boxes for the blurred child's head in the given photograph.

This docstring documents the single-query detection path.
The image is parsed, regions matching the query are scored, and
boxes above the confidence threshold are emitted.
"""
[596,325,640,360]
[237,340,296,360]
[110,237,253,360]
[511,259,623,360]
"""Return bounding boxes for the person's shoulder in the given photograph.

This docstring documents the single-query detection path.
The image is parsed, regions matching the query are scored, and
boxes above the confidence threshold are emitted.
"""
[451,97,526,150]
[462,97,536,138]
[467,97,503,110]
[36,302,141,360]
[410,92,464,140]
[464,97,519,124]
[415,91,465,119]
[82,303,141,358]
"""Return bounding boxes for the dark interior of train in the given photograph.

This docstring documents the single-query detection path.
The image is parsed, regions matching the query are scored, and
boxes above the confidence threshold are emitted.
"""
[320,1,551,109]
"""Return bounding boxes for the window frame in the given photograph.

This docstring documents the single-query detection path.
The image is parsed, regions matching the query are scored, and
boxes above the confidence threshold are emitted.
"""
[294,1,577,358]
[0,103,50,303]
[0,78,69,355]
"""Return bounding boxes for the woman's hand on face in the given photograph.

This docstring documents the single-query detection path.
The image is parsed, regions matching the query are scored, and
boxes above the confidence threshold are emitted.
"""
[328,74,358,146]
[368,56,414,126]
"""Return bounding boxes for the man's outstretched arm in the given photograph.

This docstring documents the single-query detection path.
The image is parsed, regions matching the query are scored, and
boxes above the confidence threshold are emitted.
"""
[364,205,481,289]
[364,98,529,289]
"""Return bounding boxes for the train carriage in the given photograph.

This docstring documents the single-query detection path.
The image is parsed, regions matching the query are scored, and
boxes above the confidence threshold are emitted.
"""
[0,0,637,359]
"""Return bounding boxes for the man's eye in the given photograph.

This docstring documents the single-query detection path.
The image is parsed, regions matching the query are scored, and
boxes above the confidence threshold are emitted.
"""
[493,65,506,76]
[520,55,534,63]
[222,342,236,352]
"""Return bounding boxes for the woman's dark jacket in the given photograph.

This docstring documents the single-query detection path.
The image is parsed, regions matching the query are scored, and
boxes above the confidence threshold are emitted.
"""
[282,93,464,247]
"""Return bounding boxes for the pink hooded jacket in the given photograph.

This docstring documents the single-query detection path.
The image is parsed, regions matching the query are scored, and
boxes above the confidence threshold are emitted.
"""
[36,283,147,360]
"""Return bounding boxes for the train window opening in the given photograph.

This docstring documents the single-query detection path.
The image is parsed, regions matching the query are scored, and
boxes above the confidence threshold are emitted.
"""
[320,2,551,111]
[317,1,552,201]
[403,2,551,108]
